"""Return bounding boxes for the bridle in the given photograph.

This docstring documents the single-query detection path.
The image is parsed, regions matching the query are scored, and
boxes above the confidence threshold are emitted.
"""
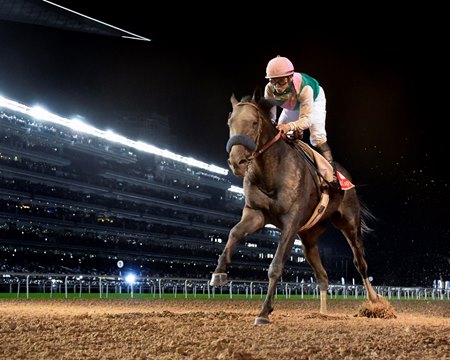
[226,101,282,160]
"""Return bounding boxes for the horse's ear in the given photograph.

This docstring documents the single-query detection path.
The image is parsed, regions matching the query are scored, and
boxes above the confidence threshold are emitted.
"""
[230,93,239,108]
[251,87,262,103]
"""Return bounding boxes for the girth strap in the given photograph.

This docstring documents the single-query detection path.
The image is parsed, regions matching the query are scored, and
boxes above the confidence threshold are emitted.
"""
[299,189,330,232]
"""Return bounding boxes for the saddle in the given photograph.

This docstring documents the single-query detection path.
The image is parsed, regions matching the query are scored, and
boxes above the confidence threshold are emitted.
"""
[294,141,355,191]
[292,140,355,231]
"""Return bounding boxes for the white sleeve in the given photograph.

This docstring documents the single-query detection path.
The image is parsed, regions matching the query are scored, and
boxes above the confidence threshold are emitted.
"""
[297,85,314,129]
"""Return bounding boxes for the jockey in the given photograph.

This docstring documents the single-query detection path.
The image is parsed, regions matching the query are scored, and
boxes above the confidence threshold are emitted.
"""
[264,55,339,188]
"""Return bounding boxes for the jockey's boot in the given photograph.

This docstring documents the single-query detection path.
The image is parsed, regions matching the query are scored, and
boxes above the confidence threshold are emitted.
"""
[316,142,340,190]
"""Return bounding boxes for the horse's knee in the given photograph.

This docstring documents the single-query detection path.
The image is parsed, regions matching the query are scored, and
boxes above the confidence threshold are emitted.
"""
[268,262,283,279]
[228,228,241,240]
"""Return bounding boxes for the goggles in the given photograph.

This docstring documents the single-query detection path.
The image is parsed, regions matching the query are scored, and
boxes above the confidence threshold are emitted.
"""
[269,77,289,86]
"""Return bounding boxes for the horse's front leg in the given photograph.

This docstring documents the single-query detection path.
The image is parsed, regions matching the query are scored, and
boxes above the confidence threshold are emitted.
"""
[210,206,264,286]
[255,228,298,325]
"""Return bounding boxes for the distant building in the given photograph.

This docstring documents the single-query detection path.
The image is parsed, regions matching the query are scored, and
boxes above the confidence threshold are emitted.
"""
[110,111,177,150]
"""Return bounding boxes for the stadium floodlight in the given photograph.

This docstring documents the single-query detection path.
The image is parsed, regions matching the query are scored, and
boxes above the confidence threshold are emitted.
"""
[69,118,101,135]
[0,95,231,176]
[125,274,136,284]
[228,185,244,194]
[104,130,135,148]
[29,106,53,121]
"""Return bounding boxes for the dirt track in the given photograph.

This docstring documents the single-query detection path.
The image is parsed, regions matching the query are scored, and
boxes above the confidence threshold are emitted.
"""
[0,298,449,359]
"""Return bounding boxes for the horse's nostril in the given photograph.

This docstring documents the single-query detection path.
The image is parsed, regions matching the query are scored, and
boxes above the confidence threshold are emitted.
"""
[238,159,248,166]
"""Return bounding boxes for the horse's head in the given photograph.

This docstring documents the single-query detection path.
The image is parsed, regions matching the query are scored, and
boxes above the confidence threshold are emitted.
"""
[226,93,275,177]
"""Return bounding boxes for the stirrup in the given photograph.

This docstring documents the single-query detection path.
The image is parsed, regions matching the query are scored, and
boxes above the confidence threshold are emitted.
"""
[332,173,341,190]
[331,179,341,191]
[321,174,340,192]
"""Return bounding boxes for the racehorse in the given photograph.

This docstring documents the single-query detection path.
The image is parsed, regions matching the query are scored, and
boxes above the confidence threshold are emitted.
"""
[210,92,381,324]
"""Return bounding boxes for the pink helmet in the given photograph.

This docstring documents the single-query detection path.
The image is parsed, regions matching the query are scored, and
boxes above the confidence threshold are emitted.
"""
[265,56,294,79]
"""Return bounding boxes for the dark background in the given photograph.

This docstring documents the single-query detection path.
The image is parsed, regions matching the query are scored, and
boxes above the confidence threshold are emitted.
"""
[0,2,448,285]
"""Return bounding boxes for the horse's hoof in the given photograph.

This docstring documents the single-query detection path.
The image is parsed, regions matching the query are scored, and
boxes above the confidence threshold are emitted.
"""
[254,317,270,325]
[210,273,228,287]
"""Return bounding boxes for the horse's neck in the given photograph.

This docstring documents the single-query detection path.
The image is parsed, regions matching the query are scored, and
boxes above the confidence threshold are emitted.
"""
[250,136,294,186]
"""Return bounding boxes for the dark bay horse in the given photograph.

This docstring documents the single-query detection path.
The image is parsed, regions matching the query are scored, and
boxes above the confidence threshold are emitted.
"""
[210,93,381,324]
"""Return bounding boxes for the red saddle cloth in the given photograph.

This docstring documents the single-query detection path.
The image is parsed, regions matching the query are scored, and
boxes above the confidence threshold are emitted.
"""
[336,171,355,190]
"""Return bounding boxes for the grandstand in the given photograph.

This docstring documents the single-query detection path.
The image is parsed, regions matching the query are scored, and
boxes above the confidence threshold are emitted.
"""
[0,96,351,282]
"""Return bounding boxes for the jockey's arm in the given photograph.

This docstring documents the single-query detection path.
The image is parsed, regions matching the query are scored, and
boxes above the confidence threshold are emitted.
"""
[289,86,313,132]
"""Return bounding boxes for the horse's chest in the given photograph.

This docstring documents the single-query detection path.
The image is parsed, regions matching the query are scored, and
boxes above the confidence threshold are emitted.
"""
[244,185,274,209]
[245,189,290,214]
[244,177,288,211]
[246,193,270,210]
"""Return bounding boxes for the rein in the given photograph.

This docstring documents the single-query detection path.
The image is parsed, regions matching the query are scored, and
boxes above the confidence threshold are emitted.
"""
[226,101,282,159]
[251,130,282,159]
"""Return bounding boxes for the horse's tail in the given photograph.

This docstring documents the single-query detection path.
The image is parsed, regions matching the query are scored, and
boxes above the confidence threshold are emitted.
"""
[360,199,377,236]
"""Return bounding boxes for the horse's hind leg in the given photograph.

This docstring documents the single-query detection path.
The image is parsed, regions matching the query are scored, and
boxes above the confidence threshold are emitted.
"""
[300,224,329,313]
[210,206,264,286]
[333,212,379,303]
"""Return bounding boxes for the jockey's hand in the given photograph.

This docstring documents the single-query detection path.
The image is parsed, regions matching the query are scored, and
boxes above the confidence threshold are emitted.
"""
[276,124,291,134]
[293,129,304,140]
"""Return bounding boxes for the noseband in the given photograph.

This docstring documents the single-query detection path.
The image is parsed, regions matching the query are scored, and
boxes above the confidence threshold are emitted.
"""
[226,101,281,159]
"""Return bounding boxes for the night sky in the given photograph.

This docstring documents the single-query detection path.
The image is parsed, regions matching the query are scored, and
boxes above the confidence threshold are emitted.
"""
[0,3,448,285]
